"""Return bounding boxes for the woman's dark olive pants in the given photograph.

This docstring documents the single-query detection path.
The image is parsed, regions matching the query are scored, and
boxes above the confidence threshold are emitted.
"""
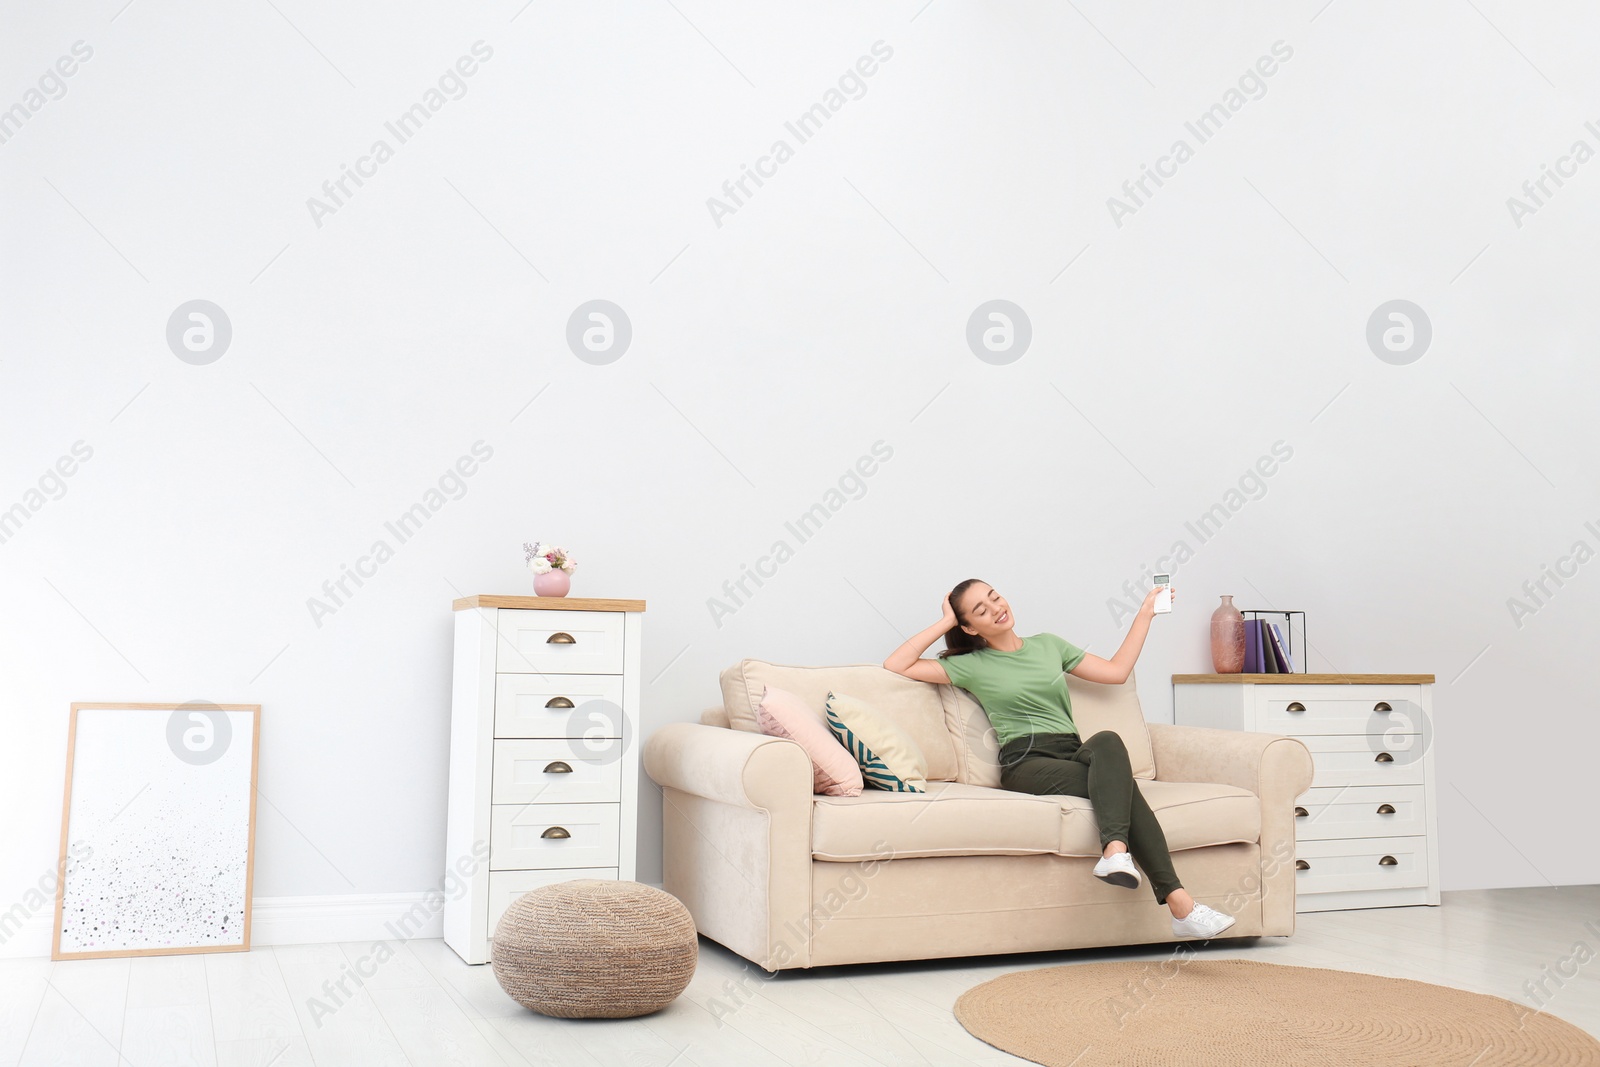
[998,731,1184,905]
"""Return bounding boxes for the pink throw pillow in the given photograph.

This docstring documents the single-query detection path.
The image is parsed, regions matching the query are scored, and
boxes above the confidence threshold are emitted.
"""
[755,685,863,797]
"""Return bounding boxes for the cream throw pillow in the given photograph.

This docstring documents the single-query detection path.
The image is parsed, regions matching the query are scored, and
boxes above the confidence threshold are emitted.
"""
[825,691,928,793]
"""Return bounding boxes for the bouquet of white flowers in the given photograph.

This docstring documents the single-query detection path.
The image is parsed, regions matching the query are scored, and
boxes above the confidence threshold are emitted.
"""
[523,542,576,576]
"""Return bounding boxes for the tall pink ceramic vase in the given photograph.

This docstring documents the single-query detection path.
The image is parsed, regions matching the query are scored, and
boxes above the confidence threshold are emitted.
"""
[534,570,571,597]
[1211,595,1246,673]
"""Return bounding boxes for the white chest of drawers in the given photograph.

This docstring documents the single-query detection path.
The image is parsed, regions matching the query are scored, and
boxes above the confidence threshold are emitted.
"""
[1172,673,1438,913]
[444,595,644,964]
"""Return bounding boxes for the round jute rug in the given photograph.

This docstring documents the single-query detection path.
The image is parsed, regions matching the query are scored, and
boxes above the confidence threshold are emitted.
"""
[953,958,1600,1066]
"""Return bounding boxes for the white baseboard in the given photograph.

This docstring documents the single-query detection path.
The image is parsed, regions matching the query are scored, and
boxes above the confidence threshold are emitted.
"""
[0,911,55,959]
[250,892,447,947]
[0,882,665,960]
[0,892,439,960]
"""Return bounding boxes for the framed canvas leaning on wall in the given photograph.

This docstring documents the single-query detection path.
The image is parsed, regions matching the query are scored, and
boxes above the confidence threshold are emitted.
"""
[52,702,260,960]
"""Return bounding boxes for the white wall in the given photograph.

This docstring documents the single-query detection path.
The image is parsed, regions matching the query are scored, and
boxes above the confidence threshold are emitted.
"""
[4,0,1597,951]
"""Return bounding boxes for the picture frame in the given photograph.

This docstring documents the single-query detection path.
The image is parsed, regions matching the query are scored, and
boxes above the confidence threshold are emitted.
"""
[52,702,261,960]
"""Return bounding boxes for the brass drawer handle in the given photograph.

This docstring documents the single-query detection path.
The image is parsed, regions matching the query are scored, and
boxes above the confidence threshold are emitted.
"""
[1374,752,1394,763]
[541,826,571,840]
[547,632,577,644]
[543,761,573,774]
[1295,860,1310,871]
[1294,806,1309,818]
[1378,855,1398,866]
[1377,803,1396,815]
[544,697,575,709]
[1286,702,1306,712]
[1373,701,1392,713]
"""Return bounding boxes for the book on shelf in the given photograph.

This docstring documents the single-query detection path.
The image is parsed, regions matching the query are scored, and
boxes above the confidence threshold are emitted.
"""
[1266,622,1295,673]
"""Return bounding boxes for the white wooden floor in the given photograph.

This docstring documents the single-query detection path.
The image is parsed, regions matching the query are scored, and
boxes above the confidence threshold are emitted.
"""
[4,886,1597,1066]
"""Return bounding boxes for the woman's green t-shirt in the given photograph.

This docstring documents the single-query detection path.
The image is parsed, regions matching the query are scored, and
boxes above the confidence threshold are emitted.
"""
[939,633,1088,747]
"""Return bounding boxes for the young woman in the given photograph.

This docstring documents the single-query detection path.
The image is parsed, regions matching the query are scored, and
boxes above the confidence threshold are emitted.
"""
[883,578,1236,939]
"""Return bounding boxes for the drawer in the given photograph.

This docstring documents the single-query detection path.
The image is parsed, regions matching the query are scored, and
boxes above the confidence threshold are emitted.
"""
[487,867,618,934]
[492,737,623,805]
[1298,734,1425,788]
[497,609,624,675]
[1293,835,1429,894]
[1256,689,1423,736]
[495,675,625,739]
[489,803,620,871]
[1294,785,1427,841]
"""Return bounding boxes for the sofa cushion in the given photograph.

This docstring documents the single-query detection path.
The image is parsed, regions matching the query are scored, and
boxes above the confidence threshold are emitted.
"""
[1056,780,1260,857]
[944,686,1001,787]
[719,660,959,782]
[810,779,1261,862]
[811,782,1065,861]
[756,685,862,797]
[1064,669,1156,780]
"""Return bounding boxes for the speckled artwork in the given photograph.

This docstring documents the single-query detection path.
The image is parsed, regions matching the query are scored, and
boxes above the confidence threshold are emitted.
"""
[55,705,257,958]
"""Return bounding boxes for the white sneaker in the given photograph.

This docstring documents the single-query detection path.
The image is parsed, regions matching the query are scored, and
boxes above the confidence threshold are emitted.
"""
[1171,902,1237,940]
[1093,850,1142,889]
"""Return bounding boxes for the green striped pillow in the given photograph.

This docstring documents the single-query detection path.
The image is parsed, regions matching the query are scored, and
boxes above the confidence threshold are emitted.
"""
[825,691,927,793]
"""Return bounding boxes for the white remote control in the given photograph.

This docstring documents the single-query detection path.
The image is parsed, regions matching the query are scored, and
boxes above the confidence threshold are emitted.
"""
[1153,574,1172,614]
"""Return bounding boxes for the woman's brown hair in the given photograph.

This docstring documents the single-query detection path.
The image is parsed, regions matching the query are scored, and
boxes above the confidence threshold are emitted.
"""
[936,577,990,658]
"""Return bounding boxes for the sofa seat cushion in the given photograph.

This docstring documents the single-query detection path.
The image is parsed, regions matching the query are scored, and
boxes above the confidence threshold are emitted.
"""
[1055,780,1261,857]
[812,780,1262,862]
[811,782,1065,861]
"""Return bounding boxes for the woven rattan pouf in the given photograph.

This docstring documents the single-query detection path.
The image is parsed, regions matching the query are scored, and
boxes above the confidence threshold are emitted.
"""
[491,879,698,1019]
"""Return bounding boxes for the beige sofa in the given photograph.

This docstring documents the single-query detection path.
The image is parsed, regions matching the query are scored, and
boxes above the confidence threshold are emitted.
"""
[642,659,1315,971]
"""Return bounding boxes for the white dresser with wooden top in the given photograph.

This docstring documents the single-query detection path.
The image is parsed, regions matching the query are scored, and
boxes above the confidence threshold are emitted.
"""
[1172,673,1438,913]
[444,595,645,964]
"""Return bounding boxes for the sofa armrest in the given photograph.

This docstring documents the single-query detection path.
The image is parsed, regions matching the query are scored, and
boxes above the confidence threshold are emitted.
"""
[643,721,813,811]
[643,721,816,969]
[1149,722,1313,936]
[1148,722,1313,799]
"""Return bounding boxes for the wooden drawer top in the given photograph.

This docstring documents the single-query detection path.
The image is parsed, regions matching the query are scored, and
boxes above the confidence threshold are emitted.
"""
[454,595,645,612]
[1172,673,1434,684]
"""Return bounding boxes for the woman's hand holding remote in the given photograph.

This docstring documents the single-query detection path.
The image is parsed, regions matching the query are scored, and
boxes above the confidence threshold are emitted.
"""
[1138,583,1173,619]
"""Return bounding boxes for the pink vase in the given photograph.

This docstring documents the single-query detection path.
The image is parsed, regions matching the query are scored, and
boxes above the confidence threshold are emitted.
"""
[534,570,571,597]
[1211,595,1245,673]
